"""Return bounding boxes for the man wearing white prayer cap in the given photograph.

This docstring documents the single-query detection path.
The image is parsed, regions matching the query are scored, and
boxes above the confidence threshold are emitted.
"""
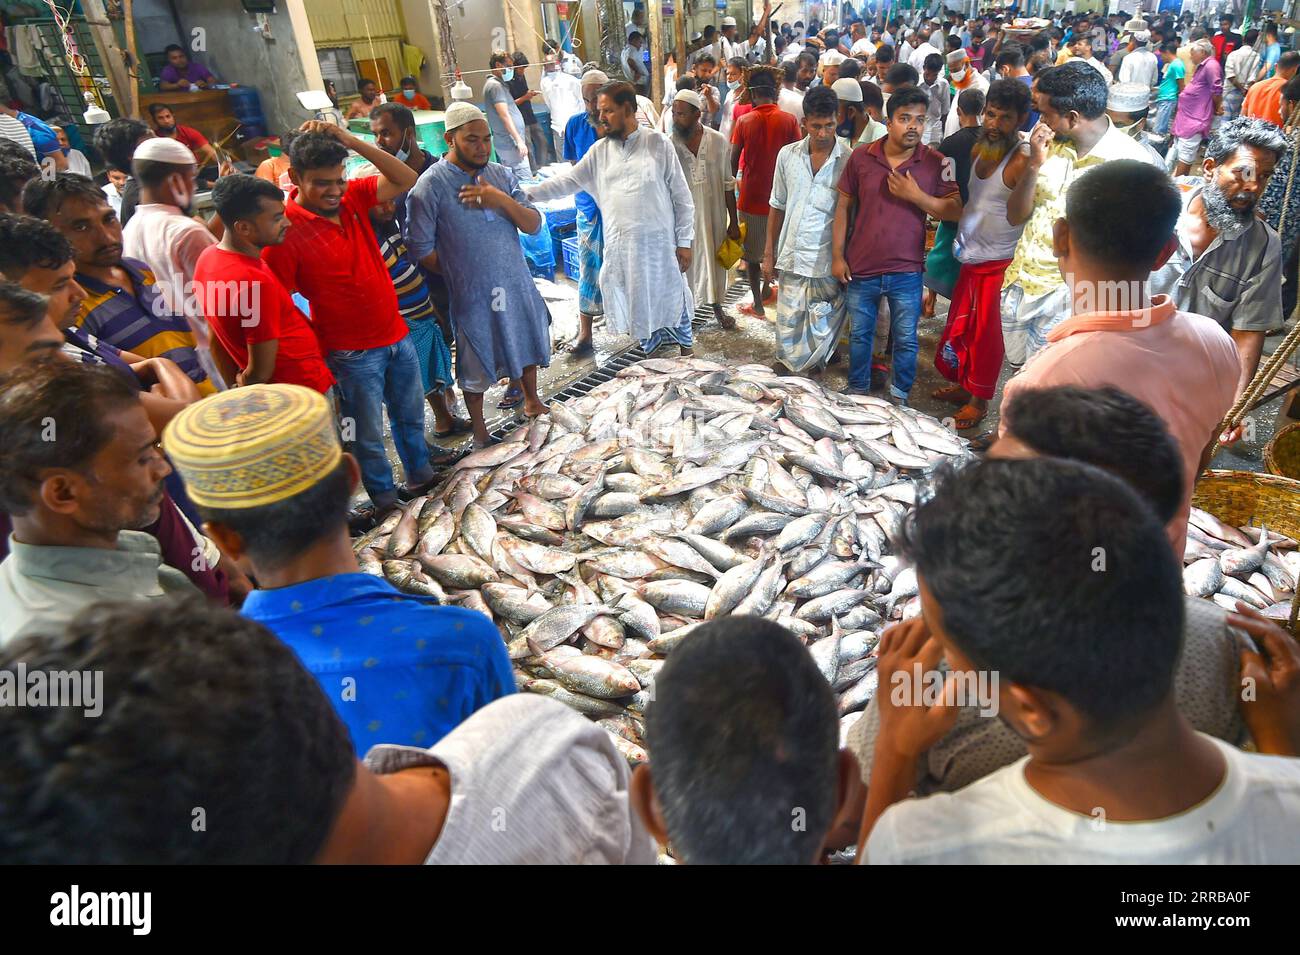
[1106,82,1165,165]
[1118,30,1160,89]
[668,85,739,329]
[403,94,552,449]
[121,134,224,387]
[942,45,989,138]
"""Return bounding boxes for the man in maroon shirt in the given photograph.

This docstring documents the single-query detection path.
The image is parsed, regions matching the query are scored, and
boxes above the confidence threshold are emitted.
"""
[832,86,962,403]
[731,70,801,316]
[261,122,428,528]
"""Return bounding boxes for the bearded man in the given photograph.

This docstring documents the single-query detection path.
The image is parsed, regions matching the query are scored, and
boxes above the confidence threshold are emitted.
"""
[1149,117,1289,427]
[931,80,1033,430]
[669,89,740,329]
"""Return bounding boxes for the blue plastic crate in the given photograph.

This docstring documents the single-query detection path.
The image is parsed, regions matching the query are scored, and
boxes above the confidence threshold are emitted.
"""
[528,259,556,281]
[543,204,577,232]
[561,236,580,281]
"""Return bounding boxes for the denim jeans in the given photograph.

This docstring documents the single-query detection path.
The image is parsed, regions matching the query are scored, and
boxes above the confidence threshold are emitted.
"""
[1151,98,1176,136]
[845,271,922,400]
[326,336,432,507]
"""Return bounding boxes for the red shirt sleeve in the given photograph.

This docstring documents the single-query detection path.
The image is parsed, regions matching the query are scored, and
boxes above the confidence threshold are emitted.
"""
[343,175,380,216]
[261,241,299,295]
[243,264,284,345]
[179,125,210,150]
[731,112,746,147]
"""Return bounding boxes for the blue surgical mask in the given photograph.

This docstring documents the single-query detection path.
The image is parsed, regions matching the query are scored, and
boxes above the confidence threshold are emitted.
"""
[395,130,412,163]
[402,89,415,100]
[728,79,740,91]
[502,68,516,82]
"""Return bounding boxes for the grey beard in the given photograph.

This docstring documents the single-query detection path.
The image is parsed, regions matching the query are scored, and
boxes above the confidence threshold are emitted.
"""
[1202,179,1254,239]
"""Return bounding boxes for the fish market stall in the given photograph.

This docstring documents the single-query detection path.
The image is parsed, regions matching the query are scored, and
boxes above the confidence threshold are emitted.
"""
[353,357,974,763]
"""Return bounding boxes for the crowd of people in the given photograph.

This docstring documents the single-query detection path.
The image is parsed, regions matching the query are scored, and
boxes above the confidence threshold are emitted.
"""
[1,4,1299,864]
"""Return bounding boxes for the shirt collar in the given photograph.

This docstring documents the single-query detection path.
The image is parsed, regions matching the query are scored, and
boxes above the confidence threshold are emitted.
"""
[1047,294,1177,342]
[74,257,151,295]
[6,530,166,593]
[240,572,420,619]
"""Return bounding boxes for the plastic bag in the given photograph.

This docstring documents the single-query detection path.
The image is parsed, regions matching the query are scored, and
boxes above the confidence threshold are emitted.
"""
[716,222,747,270]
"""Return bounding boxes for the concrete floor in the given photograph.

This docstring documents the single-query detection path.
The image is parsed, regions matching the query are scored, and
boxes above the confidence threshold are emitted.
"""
[370,267,1295,492]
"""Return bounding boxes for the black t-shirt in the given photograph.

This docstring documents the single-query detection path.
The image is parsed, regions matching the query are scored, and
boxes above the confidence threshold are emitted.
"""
[119,176,141,226]
[939,125,979,204]
[508,71,537,126]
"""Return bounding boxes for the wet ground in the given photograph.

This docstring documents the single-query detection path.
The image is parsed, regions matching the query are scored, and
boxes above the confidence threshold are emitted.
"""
[371,267,1296,498]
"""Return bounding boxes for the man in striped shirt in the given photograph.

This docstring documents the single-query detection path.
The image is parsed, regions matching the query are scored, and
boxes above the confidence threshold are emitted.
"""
[370,198,463,464]
[21,174,213,394]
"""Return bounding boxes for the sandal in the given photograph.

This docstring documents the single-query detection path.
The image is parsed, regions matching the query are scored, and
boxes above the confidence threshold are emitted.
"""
[433,416,473,438]
[497,387,524,409]
[558,337,595,357]
[931,384,970,405]
[738,303,766,318]
[953,403,986,431]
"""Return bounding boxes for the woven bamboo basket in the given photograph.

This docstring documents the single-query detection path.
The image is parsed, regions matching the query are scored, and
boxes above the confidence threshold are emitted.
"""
[1265,422,1300,481]
[1191,470,1300,634]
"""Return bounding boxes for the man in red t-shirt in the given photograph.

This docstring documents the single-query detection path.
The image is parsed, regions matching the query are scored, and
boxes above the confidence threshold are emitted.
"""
[731,71,800,316]
[260,122,429,527]
[147,103,218,174]
[832,86,961,404]
[195,173,334,394]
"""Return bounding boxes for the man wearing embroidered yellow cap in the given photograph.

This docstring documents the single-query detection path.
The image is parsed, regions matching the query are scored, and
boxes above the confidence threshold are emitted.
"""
[163,384,514,754]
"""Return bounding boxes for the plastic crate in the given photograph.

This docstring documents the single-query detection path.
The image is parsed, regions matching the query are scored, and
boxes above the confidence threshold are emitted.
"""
[550,222,575,269]
[561,236,580,281]
[543,203,577,232]
[528,259,556,281]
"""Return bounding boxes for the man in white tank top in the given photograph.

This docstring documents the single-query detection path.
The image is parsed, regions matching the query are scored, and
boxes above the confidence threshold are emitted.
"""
[933,79,1033,430]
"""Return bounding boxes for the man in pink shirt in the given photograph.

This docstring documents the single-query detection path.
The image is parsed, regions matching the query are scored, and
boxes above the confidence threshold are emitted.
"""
[1000,160,1239,555]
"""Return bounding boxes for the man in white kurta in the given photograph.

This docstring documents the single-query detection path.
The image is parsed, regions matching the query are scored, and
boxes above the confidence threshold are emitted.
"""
[526,82,697,354]
[668,89,739,329]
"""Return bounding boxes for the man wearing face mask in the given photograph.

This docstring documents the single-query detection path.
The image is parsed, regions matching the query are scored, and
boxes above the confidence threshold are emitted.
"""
[396,77,432,110]
[483,52,533,180]
[1149,117,1288,430]
[943,47,990,137]
[121,137,224,390]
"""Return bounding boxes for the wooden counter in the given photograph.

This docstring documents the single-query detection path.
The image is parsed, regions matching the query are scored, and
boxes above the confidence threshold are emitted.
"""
[139,90,242,159]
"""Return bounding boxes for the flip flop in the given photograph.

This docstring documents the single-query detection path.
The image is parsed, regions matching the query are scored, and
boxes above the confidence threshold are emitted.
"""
[738,303,766,318]
[931,384,970,405]
[433,416,473,438]
[559,338,596,357]
[497,387,524,409]
[953,403,986,431]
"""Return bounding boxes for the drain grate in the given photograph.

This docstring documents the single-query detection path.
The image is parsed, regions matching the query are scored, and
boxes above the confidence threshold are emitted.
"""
[483,279,752,442]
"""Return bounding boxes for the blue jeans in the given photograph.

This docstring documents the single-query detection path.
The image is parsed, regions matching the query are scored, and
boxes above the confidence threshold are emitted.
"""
[326,336,432,507]
[1152,98,1176,136]
[845,271,922,400]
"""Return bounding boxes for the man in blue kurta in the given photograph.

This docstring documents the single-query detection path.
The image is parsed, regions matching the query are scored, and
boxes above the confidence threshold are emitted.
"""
[404,101,552,448]
[162,383,514,755]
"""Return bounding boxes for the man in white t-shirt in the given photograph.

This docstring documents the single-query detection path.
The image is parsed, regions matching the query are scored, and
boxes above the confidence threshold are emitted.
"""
[858,457,1300,865]
[908,24,944,72]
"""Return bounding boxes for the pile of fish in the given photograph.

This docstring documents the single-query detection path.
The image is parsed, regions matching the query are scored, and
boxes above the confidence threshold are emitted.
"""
[1182,508,1299,621]
[352,357,972,764]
